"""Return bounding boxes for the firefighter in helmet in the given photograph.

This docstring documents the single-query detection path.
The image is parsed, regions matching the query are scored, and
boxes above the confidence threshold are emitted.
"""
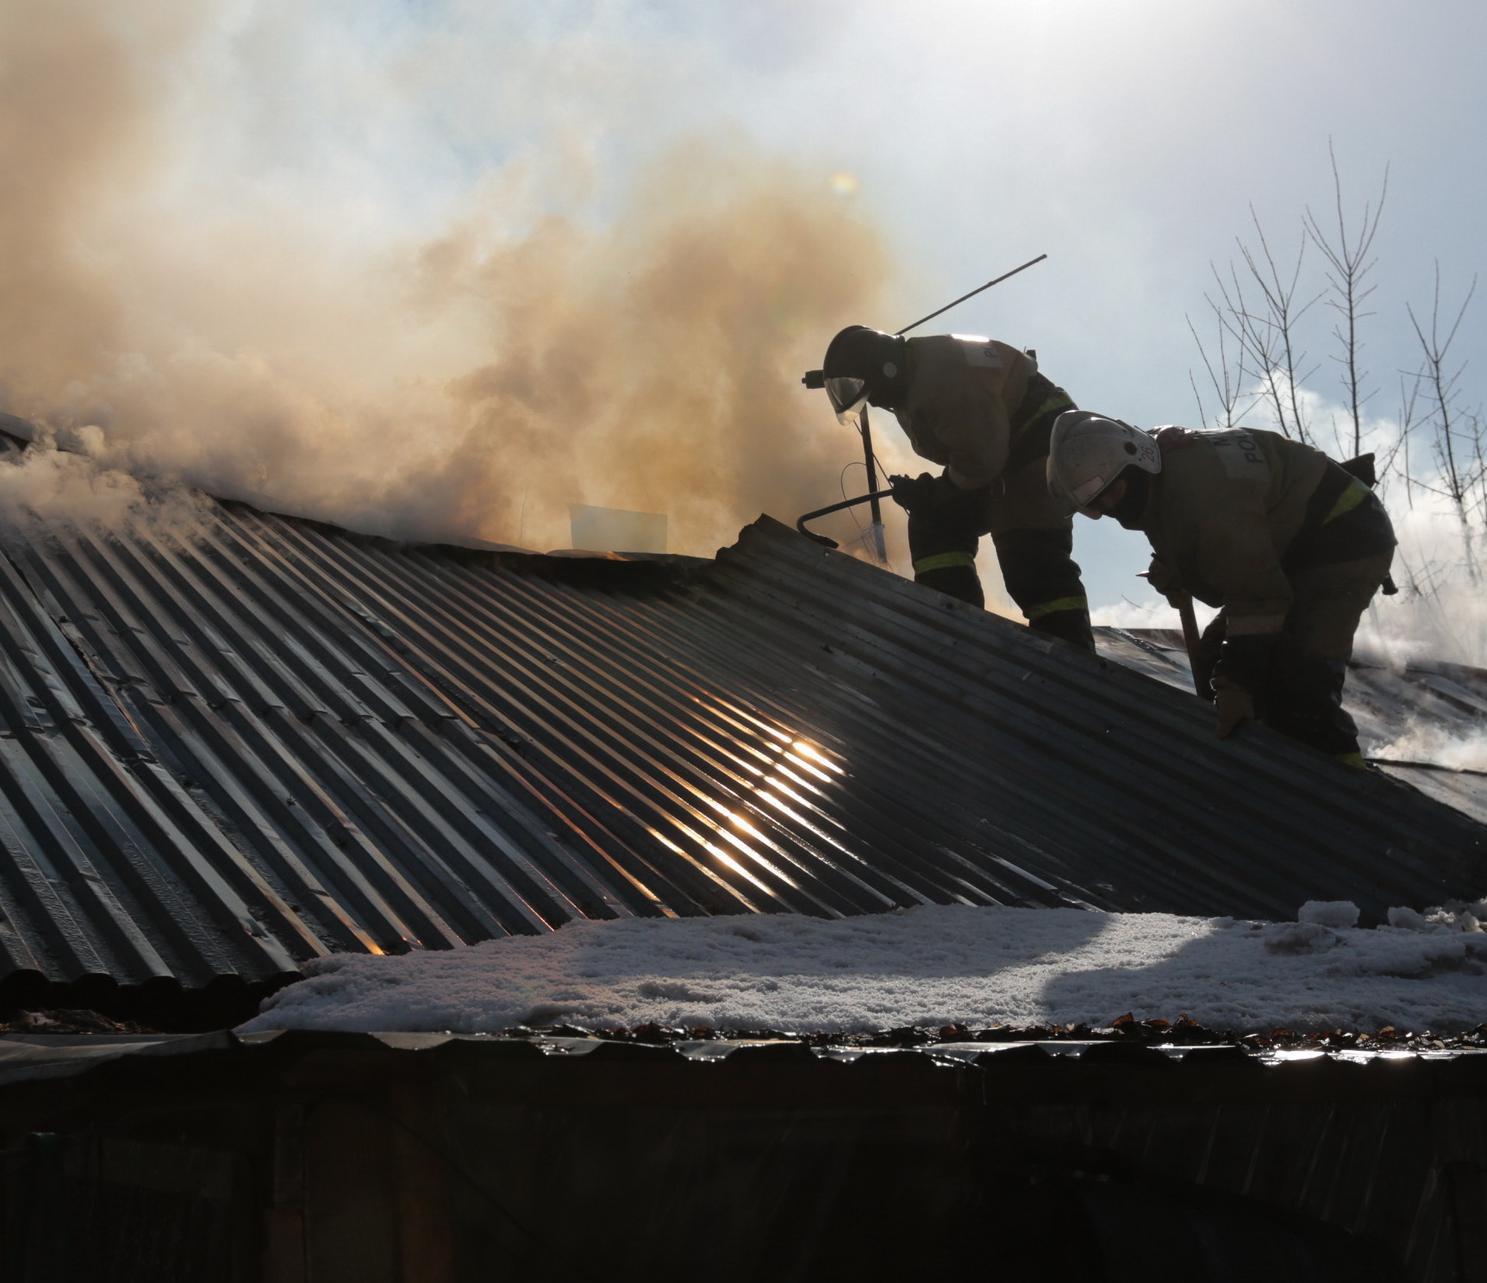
[1046,412,1397,764]
[819,325,1094,651]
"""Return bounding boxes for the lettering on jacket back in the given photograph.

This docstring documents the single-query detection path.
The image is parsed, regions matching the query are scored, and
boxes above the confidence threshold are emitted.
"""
[1209,429,1269,482]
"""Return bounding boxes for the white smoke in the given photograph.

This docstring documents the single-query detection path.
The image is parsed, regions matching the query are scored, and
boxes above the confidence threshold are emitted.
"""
[1200,379,1487,671]
[0,429,211,543]
[0,3,889,557]
[1356,505,1487,670]
[1371,723,1487,773]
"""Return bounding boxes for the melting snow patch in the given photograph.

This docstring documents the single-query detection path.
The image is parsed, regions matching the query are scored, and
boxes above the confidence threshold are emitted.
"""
[1263,922,1341,955]
[1345,932,1487,979]
[1388,901,1486,933]
[241,904,1487,1037]
[1298,900,1361,929]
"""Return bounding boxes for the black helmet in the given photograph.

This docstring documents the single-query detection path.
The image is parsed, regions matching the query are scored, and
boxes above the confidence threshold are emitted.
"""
[821,325,908,425]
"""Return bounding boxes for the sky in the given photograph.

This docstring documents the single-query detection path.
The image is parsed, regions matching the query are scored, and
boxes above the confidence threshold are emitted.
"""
[1,0,1483,624]
[240,899,1487,1036]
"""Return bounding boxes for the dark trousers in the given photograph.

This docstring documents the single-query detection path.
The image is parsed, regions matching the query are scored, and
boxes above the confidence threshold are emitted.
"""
[1198,548,1394,759]
[907,475,1093,652]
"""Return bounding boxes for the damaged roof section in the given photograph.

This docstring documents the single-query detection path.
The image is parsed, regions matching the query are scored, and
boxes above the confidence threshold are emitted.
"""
[0,470,1482,994]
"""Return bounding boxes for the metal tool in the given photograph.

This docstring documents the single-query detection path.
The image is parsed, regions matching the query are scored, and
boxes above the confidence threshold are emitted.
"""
[890,254,1047,338]
[796,485,897,549]
[1174,593,1209,698]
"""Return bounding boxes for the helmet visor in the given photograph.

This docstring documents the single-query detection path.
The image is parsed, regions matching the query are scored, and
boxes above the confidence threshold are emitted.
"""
[1069,473,1122,519]
[825,375,869,428]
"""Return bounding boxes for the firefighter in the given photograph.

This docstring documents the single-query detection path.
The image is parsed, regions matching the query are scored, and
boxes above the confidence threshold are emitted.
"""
[819,325,1093,651]
[1046,412,1397,765]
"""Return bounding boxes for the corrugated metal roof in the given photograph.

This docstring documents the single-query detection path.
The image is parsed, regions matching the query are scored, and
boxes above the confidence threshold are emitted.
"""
[1099,627,1487,824]
[0,459,1482,992]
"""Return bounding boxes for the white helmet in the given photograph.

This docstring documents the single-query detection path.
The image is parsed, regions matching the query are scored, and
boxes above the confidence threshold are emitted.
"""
[1047,410,1161,514]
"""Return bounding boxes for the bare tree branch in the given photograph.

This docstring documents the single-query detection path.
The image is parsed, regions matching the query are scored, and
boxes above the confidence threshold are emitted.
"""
[1186,310,1255,428]
[1303,141,1388,456]
[1407,264,1481,579]
[1235,206,1323,442]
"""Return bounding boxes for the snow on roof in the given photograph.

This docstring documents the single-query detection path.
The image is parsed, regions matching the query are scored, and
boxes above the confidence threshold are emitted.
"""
[240,899,1487,1038]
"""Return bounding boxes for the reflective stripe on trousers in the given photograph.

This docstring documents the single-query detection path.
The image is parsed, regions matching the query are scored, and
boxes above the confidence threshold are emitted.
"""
[913,550,977,575]
[1024,594,1089,622]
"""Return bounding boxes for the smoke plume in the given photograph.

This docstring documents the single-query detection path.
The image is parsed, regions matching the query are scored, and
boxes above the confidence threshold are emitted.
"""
[1354,506,1487,671]
[0,3,888,554]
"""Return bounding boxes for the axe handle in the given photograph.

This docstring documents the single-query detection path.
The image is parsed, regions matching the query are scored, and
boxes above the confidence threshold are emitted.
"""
[1175,594,1207,698]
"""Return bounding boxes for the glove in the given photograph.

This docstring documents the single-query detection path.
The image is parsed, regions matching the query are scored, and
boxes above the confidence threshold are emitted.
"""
[1213,677,1256,739]
[889,473,938,514]
[1141,556,1183,607]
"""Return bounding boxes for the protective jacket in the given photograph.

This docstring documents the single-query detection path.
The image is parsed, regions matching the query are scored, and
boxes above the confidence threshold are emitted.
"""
[1135,427,1395,642]
[893,336,1073,491]
[1133,426,1396,762]
[890,336,1091,648]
